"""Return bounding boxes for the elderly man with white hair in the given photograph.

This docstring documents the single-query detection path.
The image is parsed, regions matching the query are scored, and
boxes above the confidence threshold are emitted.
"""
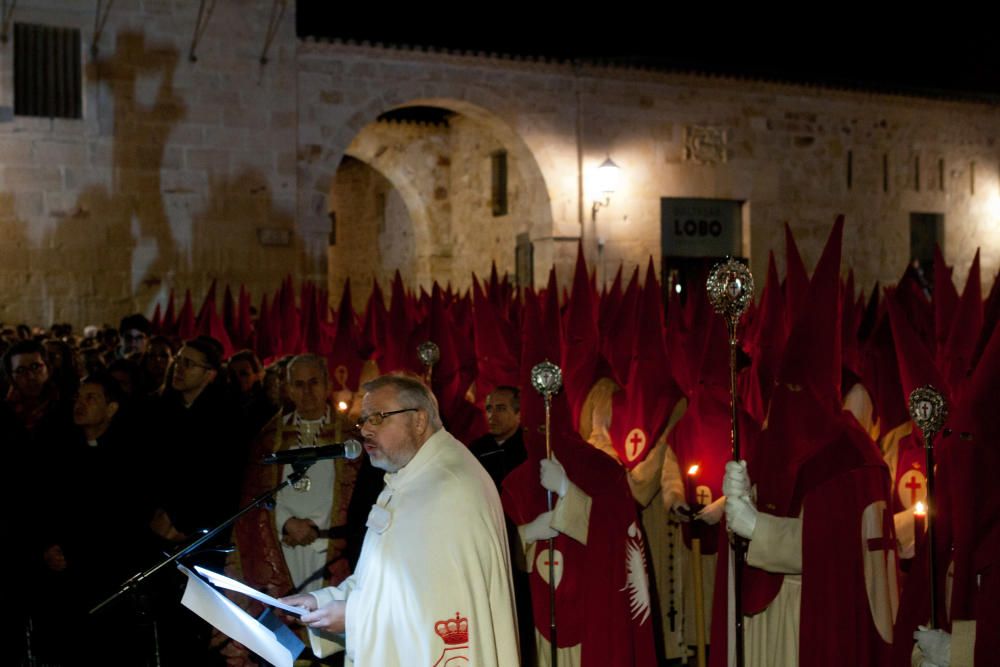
[283,374,519,667]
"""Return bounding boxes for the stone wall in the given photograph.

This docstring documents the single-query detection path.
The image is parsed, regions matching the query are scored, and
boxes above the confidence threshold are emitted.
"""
[300,41,1000,300]
[0,0,306,326]
[1,5,998,327]
[327,112,542,305]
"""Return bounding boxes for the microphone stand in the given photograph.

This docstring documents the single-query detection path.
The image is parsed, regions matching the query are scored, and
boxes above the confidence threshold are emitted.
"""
[90,460,317,616]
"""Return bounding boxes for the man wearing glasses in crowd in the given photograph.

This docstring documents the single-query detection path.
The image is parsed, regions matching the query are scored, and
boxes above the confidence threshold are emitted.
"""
[283,374,519,667]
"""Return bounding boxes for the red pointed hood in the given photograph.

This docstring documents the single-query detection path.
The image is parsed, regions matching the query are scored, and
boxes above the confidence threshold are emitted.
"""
[161,289,177,336]
[359,280,387,362]
[974,265,1000,368]
[254,294,273,360]
[222,285,236,341]
[886,290,949,405]
[933,245,959,353]
[472,274,520,395]
[176,289,196,340]
[861,294,909,434]
[326,280,364,392]
[744,252,786,423]
[195,279,218,333]
[561,244,600,430]
[752,216,847,517]
[150,303,162,334]
[598,263,624,335]
[608,260,684,468]
[783,222,810,334]
[381,272,420,374]
[517,285,568,461]
[938,250,982,392]
[235,285,253,351]
[601,266,640,386]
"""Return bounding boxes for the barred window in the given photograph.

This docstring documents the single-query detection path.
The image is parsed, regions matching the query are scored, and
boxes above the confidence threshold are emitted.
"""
[14,22,82,119]
[491,150,508,217]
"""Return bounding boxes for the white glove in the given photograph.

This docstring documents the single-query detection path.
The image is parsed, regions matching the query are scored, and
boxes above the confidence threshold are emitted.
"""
[671,499,692,522]
[914,626,950,667]
[522,510,558,544]
[722,460,751,498]
[697,496,726,526]
[540,458,570,497]
[725,495,757,539]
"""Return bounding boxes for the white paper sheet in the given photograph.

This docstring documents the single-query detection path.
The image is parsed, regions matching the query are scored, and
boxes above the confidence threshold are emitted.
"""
[193,565,309,616]
[179,564,296,667]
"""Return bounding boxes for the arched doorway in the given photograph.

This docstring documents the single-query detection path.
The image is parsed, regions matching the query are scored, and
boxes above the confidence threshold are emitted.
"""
[327,100,554,305]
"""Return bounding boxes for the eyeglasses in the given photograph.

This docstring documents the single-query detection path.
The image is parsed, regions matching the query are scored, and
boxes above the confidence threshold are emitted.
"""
[12,362,46,377]
[175,356,212,371]
[355,408,418,430]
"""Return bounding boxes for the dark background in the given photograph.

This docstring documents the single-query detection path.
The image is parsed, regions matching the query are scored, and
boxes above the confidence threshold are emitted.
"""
[295,3,1000,102]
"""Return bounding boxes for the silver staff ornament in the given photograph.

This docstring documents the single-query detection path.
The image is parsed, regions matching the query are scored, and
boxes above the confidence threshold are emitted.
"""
[416,340,441,368]
[530,360,563,398]
[909,385,948,440]
[706,258,754,322]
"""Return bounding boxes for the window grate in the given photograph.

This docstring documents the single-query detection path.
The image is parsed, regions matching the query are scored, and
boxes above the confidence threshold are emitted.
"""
[14,22,82,119]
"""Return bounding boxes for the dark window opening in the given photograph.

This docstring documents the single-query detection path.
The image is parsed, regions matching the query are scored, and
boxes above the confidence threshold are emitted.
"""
[910,212,944,289]
[14,22,82,119]
[491,150,508,217]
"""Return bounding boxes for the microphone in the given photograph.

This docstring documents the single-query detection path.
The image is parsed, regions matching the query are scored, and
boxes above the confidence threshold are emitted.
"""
[262,439,363,464]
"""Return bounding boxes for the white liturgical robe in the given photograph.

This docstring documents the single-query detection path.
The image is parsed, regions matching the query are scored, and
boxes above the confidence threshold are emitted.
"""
[275,414,334,592]
[308,429,519,667]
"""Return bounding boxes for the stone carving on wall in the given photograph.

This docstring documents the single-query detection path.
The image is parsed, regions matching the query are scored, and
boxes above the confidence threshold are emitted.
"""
[684,125,728,164]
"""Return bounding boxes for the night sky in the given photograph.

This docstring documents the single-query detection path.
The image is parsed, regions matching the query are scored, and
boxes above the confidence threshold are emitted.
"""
[295,3,1000,103]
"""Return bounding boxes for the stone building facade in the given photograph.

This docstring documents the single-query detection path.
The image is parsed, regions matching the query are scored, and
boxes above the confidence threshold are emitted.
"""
[2,1,998,325]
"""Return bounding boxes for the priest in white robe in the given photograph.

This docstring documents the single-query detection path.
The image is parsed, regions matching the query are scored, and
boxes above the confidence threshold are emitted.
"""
[283,374,519,667]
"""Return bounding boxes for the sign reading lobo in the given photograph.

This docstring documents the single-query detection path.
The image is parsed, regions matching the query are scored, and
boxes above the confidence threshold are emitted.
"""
[661,198,742,258]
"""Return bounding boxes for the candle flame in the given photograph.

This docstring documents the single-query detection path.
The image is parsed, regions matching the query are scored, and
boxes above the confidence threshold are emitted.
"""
[914,501,926,516]
[337,400,349,412]
[688,464,699,476]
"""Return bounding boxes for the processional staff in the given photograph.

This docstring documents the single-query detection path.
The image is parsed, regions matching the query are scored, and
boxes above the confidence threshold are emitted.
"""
[531,360,563,667]
[908,385,947,628]
[417,340,440,385]
[706,258,754,667]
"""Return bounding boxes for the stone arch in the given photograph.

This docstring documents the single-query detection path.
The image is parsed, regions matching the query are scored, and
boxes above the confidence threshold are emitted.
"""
[301,71,563,300]
[321,89,558,302]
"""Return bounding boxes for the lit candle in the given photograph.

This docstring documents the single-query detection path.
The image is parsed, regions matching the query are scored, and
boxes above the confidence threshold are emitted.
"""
[914,501,927,547]
[335,400,348,442]
[687,464,700,509]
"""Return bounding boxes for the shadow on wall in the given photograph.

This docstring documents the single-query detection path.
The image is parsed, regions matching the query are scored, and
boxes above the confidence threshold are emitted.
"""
[0,31,308,326]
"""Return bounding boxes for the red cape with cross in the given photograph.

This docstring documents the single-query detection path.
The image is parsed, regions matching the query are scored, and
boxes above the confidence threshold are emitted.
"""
[500,286,656,666]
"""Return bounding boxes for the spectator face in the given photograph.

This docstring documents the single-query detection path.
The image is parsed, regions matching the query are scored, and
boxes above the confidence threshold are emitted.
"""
[230,359,260,395]
[359,386,422,472]
[121,329,149,357]
[10,352,49,399]
[171,346,217,400]
[143,340,172,382]
[110,368,134,397]
[485,390,520,441]
[263,368,283,406]
[82,349,106,376]
[73,383,118,429]
[288,361,329,420]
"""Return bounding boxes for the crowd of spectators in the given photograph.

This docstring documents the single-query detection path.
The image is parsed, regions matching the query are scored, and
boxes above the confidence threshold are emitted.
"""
[3,315,291,665]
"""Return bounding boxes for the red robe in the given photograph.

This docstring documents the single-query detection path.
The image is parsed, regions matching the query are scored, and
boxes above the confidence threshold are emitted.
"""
[709,396,896,667]
[231,412,359,608]
[502,422,656,666]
